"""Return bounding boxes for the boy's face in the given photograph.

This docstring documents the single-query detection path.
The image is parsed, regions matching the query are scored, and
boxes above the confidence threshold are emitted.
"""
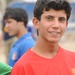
[33,9,68,43]
[4,18,20,36]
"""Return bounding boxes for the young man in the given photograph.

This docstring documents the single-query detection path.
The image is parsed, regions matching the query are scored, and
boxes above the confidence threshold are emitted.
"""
[11,0,75,75]
[0,62,12,75]
[3,8,35,67]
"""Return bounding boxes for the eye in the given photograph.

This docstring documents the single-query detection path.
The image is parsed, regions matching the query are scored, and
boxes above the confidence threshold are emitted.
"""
[59,17,66,22]
[7,21,12,24]
[46,16,54,21]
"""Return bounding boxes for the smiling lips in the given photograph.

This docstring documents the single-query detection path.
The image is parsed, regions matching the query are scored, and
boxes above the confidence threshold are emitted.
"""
[48,31,60,35]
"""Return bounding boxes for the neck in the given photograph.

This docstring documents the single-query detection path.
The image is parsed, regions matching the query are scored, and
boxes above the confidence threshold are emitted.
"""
[17,28,28,39]
[31,37,59,58]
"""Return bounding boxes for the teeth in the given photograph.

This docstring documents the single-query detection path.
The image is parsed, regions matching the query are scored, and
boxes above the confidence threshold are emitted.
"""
[51,32,57,34]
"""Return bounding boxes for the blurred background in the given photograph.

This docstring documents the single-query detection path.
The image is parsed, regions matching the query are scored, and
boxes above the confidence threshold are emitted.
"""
[0,0,75,63]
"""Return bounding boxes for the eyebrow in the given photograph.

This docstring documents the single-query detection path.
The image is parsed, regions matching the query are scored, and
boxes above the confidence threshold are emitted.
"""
[44,15,67,21]
[44,15,54,18]
[45,15,66,18]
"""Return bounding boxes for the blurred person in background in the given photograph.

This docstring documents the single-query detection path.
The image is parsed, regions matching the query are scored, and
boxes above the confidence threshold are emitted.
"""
[0,62,12,75]
[3,7,35,67]
[11,0,75,75]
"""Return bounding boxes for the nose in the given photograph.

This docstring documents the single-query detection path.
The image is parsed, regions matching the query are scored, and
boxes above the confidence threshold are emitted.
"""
[3,23,8,32]
[52,19,60,29]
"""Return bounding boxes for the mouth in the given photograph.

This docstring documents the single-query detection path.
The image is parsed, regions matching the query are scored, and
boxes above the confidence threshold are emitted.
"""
[48,31,60,35]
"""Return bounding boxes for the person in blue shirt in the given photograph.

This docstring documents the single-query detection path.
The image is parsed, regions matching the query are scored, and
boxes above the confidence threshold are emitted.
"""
[3,8,35,67]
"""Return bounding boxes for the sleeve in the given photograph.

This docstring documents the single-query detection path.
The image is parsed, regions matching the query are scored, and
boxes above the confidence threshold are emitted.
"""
[0,62,12,75]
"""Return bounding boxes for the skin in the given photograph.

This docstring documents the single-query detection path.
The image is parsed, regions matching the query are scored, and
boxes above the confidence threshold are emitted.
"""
[32,9,68,58]
[5,19,27,38]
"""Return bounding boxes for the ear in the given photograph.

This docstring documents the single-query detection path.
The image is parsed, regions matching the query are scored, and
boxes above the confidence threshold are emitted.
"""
[32,17,39,30]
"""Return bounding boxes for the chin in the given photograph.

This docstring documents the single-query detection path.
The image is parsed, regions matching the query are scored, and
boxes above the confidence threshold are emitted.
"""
[50,40,58,43]
[48,39,59,43]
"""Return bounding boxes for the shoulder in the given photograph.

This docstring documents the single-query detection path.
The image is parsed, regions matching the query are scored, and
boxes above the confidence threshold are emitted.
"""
[24,36,35,44]
[63,48,75,56]
[11,50,33,74]
[61,47,75,60]
[20,34,35,44]
[20,38,35,48]
[13,49,33,66]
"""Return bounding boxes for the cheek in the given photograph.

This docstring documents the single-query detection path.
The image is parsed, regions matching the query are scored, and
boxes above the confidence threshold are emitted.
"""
[13,23,18,29]
[10,23,15,28]
[10,25,17,33]
[61,26,67,34]
[63,24,67,30]
[39,25,47,35]
[14,26,19,32]
[60,23,67,30]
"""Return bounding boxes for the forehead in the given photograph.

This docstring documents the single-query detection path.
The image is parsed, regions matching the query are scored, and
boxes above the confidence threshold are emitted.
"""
[42,9,67,18]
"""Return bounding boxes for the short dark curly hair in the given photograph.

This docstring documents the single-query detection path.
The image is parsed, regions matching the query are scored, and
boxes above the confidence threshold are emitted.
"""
[33,0,72,21]
[3,7,28,27]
